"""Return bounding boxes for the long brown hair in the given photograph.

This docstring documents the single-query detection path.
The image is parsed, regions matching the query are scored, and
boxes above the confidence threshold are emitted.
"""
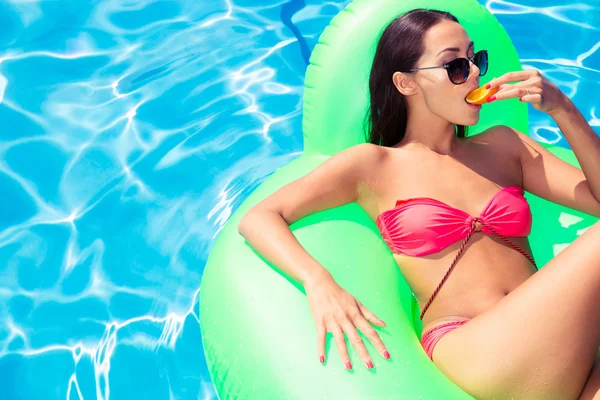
[365,9,468,146]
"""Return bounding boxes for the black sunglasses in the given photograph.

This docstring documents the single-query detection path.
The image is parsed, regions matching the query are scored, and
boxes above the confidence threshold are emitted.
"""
[408,50,488,85]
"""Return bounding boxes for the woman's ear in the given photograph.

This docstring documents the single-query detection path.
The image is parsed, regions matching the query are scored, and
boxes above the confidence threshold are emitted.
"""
[392,71,418,96]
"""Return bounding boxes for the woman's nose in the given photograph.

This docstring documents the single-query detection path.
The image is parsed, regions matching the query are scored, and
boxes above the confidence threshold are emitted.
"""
[469,58,481,79]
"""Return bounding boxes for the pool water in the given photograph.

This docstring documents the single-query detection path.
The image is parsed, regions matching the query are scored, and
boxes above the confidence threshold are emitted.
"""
[0,0,597,399]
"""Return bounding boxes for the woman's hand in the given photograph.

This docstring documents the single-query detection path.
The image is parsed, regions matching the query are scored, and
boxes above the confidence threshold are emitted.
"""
[485,69,569,116]
[304,275,390,370]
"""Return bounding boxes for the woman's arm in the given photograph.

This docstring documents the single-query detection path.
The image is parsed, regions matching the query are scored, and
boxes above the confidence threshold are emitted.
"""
[486,70,600,218]
[549,99,600,200]
[238,143,390,369]
[238,143,383,288]
[238,210,333,287]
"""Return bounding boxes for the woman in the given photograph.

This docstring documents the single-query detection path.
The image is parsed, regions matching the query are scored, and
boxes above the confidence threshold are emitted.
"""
[238,9,600,400]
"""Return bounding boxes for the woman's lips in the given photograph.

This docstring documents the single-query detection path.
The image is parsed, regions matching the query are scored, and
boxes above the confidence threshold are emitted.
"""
[467,102,482,110]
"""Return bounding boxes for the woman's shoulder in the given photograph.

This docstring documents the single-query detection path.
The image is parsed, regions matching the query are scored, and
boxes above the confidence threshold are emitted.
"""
[342,142,391,166]
[467,124,520,145]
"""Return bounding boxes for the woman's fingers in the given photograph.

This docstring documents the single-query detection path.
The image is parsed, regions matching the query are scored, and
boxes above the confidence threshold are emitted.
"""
[487,69,538,88]
[520,93,543,104]
[355,301,391,361]
[331,325,353,370]
[310,285,391,369]
[356,300,386,327]
[317,323,326,365]
[340,319,374,369]
[488,85,539,101]
[352,315,391,361]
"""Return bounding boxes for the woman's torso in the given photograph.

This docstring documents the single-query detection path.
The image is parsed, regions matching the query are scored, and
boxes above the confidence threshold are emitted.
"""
[357,129,538,335]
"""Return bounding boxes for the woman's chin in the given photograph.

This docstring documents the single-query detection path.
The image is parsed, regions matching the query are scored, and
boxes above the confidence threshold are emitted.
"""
[467,116,480,126]
[455,115,480,127]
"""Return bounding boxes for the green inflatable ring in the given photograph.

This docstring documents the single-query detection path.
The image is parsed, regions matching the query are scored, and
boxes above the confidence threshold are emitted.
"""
[199,0,598,398]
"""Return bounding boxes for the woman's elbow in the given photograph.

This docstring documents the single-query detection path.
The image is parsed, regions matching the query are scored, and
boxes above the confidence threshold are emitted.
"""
[238,208,262,234]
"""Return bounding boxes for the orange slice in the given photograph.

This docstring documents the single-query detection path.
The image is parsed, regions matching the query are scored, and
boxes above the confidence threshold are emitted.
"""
[465,85,500,105]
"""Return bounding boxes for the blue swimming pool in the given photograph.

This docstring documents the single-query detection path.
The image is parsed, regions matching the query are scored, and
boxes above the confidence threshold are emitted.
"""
[0,0,597,399]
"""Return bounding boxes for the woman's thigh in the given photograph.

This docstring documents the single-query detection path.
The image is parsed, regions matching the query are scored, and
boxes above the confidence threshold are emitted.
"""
[575,347,600,400]
[431,220,600,400]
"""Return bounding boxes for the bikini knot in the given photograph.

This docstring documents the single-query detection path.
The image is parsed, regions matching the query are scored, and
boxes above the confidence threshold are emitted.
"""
[471,217,484,232]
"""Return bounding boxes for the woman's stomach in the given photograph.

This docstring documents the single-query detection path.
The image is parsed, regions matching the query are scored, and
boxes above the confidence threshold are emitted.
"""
[393,233,538,329]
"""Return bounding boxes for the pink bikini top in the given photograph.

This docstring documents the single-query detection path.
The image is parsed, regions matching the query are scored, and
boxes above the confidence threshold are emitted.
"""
[376,185,538,320]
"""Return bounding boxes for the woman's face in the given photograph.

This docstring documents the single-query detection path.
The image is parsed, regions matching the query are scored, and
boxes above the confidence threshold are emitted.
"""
[401,20,482,126]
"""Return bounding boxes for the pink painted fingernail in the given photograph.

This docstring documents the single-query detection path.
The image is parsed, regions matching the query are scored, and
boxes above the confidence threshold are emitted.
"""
[486,95,497,103]
[365,359,374,369]
[383,350,391,359]
[345,360,352,370]
[519,97,524,102]
[319,354,324,363]
[485,83,491,89]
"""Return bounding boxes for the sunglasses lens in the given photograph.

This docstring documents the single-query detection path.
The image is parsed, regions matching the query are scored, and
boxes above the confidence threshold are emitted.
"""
[475,51,488,76]
[447,58,469,84]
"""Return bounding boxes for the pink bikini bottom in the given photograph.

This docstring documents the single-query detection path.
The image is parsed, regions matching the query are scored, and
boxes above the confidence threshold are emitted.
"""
[421,319,471,362]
